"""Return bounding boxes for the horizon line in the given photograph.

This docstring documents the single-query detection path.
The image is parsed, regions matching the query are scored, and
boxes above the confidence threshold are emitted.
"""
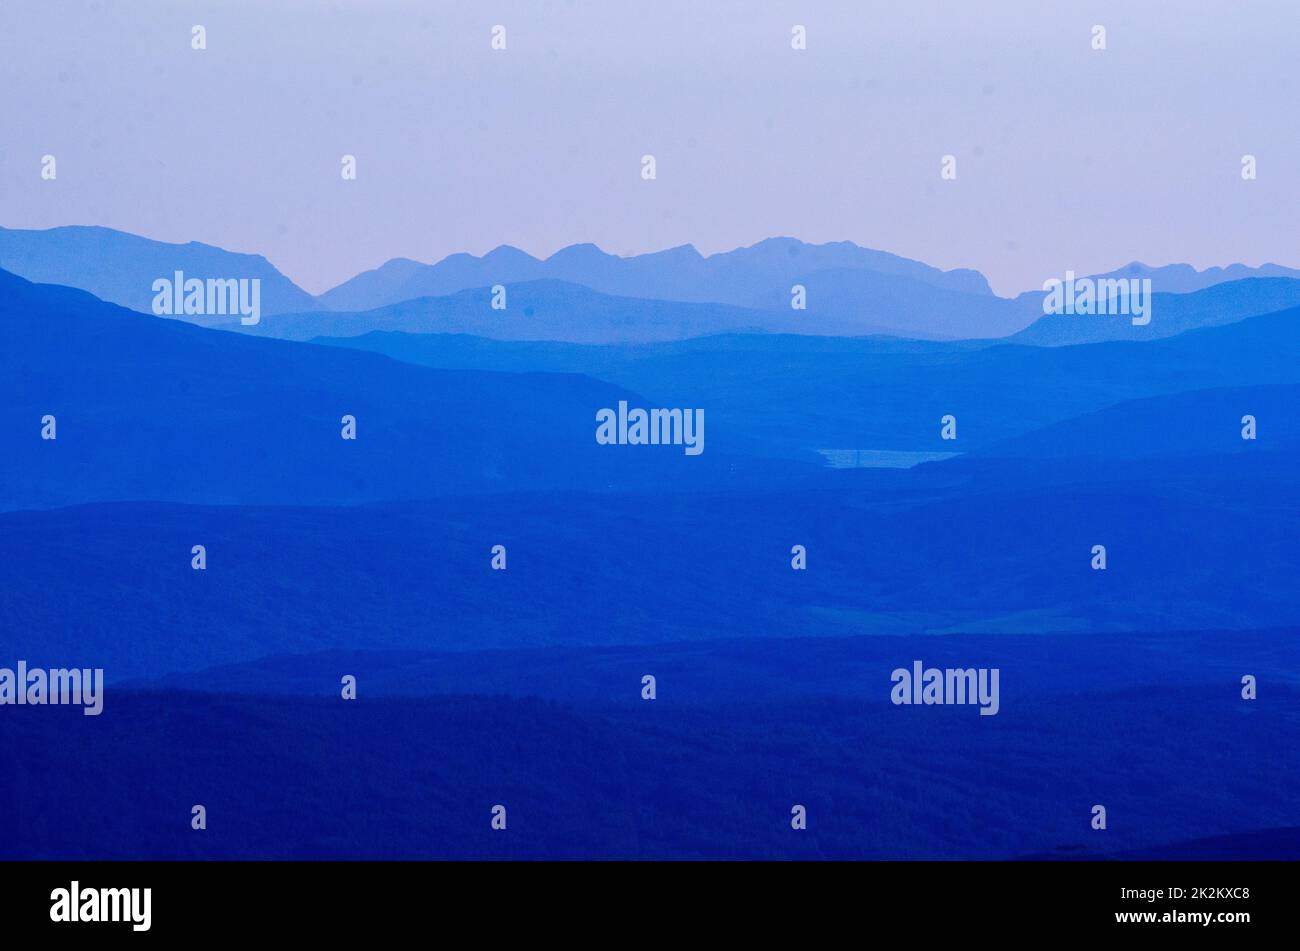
[4,220,1299,301]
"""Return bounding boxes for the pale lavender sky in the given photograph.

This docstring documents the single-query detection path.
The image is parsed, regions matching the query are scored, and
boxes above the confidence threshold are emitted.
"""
[1,0,1295,296]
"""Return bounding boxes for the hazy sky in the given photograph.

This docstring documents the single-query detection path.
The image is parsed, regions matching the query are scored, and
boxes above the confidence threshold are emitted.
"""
[2,0,1295,296]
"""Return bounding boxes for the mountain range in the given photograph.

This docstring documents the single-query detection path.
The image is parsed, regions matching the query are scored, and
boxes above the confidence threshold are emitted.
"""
[4,224,1298,345]
[317,236,996,309]
[0,267,804,510]
[2,236,1297,861]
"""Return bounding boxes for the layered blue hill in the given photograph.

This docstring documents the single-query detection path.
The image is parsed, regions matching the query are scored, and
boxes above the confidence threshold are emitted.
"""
[975,383,1299,460]
[743,265,1029,338]
[19,258,1297,515]
[261,276,1027,343]
[1011,277,1300,345]
[3,429,1295,682]
[3,241,1298,863]
[0,225,322,316]
[220,265,1300,347]
[0,268,798,509]
[246,279,785,343]
[314,303,1300,457]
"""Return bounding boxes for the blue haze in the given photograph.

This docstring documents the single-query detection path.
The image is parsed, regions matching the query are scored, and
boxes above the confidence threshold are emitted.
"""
[1,260,1297,859]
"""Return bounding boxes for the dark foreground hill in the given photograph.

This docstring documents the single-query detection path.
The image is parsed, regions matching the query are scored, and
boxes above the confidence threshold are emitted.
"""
[0,225,322,316]
[2,680,1294,859]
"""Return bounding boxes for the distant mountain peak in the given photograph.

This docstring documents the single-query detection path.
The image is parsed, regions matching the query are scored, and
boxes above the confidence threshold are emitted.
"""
[483,244,538,262]
[311,232,1004,325]
[546,242,611,262]
[652,243,703,258]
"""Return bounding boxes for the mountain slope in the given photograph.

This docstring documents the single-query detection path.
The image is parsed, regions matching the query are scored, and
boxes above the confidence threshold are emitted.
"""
[258,273,1026,344]
[0,268,784,509]
[245,279,787,343]
[0,225,322,316]
[747,265,1030,338]
[2,446,1296,682]
[972,383,1300,460]
[315,303,1300,457]
[1011,277,1300,345]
